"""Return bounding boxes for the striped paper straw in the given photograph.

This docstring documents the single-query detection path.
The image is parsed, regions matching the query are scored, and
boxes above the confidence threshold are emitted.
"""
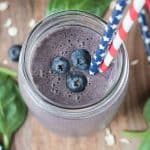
[99,0,146,73]
[146,0,150,10]
[138,9,150,63]
[89,0,127,75]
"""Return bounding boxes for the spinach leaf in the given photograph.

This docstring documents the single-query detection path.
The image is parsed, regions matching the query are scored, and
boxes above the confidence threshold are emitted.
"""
[0,67,17,78]
[122,98,150,150]
[143,98,150,122]
[139,130,150,150]
[0,72,27,150]
[122,129,150,150]
[46,0,111,17]
[122,130,148,138]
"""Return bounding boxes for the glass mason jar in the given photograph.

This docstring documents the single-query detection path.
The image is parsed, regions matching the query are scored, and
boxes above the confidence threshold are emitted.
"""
[18,11,129,136]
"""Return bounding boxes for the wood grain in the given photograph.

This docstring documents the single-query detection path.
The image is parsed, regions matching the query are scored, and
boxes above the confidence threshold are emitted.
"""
[0,0,150,150]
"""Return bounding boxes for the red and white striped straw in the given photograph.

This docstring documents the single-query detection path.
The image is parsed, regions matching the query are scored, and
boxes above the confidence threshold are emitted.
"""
[99,0,147,73]
[146,0,150,10]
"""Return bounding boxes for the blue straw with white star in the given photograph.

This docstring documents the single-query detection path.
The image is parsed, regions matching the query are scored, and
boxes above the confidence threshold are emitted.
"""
[89,0,127,75]
[138,9,150,63]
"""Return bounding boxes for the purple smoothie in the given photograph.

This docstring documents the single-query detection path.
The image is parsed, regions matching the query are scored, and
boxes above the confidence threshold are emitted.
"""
[30,26,121,109]
[19,11,129,135]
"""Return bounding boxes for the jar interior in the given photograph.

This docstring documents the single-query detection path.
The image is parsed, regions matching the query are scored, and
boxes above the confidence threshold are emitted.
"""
[23,11,124,109]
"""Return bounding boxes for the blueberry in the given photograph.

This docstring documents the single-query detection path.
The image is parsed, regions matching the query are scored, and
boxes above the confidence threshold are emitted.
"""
[8,44,22,62]
[71,49,91,70]
[51,56,70,74]
[66,71,87,92]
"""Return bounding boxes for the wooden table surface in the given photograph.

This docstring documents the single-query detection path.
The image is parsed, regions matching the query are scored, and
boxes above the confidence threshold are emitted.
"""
[0,0,150,150]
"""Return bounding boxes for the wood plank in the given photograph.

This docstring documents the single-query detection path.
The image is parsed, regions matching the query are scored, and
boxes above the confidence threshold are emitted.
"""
[0,0,150,150]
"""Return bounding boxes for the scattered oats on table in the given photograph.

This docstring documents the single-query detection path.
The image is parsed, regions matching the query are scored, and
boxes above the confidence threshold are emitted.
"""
[130,59,139,66]
[8,26,18,37]
[119,138,131,144]
[0,1,9,11]
[29,19,36,29]
[2,59,8,65]
[104,128,116,146]
[4,18,12,28]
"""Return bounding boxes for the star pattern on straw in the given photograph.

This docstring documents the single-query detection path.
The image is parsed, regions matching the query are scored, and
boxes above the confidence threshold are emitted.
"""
[89,71,94,75]
[96,61,101,65]
[116,14,122,20]
[103,36,110,42]
[99,44,105,49]
[111,24,117,29]
[100,53,106,57]
[142,26,148,32]
[109,17,113,23]
[138,17,142,23]
[138,9,150,63]
[145,38,150,44]
[141,9,145,14]
[116,4,122,11]
[105,26,109,32]
[89,0,127,75]
[90,62,93,67]
[93,54,97,60]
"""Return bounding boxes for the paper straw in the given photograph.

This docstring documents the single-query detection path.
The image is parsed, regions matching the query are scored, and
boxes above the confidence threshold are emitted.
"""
[138,9,150,63]
[89,0,127,75]
[146,0,150,11]
[99,0,146,73]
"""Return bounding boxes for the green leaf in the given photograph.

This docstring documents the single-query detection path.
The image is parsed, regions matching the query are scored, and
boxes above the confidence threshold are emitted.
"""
[139,130,150,150]
[46,0,111,17]
[0,67,17,78]
[143,98,150,122]
[122,98,150,150]
[0,73,27,150]
[122,130,148,138]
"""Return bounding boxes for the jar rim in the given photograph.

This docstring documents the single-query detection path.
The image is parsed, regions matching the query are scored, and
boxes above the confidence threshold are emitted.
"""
[19,10,129,118]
